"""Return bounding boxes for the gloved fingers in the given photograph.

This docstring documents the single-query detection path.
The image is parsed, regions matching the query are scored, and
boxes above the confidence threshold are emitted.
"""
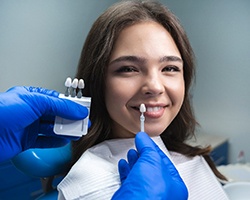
[127,149,139,169]
[26,92,89,120]
[11,86,88,120]
[153,140,187,194]
[154,143,181,178]
[5,86,29,93]
[6,86,59,97]
[135,132,183,180]
[118,159,130,184]
[135,132,157,154]
[6,86,88,120]
[153,142,173,165]
[45,96,89,120]
[0,129,24,162]
[134,132,163,166]
[26,86,60,98]
[135,134,181,180]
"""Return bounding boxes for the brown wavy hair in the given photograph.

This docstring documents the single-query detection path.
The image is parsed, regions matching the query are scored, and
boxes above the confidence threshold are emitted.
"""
[72,0,226,180]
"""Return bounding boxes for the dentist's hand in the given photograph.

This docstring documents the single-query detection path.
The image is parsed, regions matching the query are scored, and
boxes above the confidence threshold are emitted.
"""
[112,132,188,200]
[0,86,88,162]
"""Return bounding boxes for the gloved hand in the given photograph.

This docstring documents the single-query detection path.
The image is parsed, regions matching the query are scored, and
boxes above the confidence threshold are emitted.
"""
[112,132,188,200]
[0,86,88,162]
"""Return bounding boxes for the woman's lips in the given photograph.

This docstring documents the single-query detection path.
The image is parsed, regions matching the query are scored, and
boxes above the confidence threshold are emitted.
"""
[144,106,165,118]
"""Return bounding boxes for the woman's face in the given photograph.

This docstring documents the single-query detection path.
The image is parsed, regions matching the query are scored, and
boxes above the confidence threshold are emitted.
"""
[105,21,184,138]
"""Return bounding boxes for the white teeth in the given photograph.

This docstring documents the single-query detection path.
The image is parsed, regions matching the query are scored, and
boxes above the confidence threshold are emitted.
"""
[147,107,162,112]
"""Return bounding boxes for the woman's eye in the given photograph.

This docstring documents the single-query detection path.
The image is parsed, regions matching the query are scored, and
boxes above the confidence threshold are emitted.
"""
[162,65,180,72]
[116,66,138,73]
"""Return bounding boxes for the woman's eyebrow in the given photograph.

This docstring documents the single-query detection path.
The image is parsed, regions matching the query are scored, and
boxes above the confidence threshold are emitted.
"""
[109,56,146,65]
[109,55,183,65]
[159,56,183,63]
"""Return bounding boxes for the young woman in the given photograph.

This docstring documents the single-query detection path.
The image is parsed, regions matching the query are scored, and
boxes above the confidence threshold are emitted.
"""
[57,1,228,199]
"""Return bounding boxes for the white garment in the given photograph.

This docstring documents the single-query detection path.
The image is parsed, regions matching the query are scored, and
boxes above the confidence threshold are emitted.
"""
[57,137,229,200]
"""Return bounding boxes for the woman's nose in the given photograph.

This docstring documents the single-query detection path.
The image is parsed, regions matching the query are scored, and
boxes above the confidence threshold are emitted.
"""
[141,74,164,96]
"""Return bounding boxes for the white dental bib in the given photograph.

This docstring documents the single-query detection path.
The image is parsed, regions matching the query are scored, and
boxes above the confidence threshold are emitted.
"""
[57,137,228,200]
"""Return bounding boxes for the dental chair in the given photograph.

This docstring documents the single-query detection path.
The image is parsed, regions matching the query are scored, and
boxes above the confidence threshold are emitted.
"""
[11,143,72,200]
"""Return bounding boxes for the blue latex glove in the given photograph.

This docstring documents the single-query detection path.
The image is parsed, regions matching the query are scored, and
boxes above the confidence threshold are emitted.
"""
[0,86,88,162]
[112,132,188,200]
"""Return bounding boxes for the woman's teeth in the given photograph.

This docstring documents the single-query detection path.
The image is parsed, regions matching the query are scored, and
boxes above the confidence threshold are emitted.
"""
[146,107,162,112]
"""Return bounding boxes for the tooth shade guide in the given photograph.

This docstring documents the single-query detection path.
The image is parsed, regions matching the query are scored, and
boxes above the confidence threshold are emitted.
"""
[140,103,145,132]
[140,103,146,113]
[77,79,84,98]
[65,77,72,87]
[64,77,72,97]
[64,77,86,98]
[72,78,79,88]
[58,77,92,137]
[78,79,85,89]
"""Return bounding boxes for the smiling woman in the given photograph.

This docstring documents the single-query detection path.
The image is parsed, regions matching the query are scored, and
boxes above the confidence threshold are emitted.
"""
[57,1,229,199]
[106,21,185,138]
